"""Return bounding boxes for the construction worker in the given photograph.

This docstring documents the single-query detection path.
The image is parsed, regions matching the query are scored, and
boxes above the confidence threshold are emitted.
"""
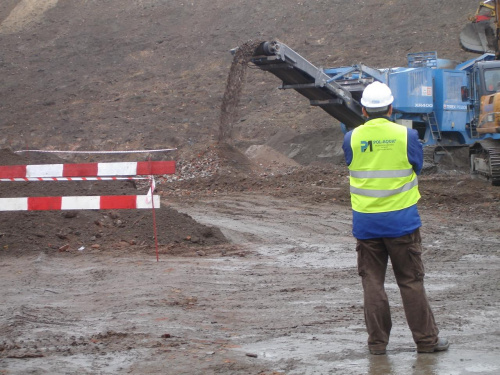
[342,81,449,355]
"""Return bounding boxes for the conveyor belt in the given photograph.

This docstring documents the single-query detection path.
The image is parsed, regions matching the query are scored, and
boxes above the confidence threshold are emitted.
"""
[250,41,365,130]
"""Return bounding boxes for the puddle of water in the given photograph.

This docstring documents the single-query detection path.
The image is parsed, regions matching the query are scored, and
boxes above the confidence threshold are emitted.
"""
[460,254,500,262]
[238,331,500,375]
[3,350,139,374]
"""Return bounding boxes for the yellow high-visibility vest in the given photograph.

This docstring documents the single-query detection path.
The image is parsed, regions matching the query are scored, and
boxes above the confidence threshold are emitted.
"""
[349,118,420,213]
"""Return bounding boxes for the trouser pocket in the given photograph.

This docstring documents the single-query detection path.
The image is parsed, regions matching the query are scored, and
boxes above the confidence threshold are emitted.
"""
[386,229,425,281]
[356,242,366,278]
[408,241,425,281]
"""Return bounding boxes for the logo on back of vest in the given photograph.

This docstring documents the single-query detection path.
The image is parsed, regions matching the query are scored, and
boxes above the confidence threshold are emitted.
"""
[361,141,373,152]
[361,139,397,152]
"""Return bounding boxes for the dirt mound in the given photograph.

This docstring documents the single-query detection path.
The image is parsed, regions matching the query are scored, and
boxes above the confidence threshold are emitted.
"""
[245,144,300,171]
[0,149,228,255]
[215,142,254,175]
[265,127,347,166]
[0,205,227,254]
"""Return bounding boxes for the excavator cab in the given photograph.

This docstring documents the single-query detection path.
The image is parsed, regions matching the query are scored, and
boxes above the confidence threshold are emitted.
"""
[460,0,499,54]
[470,60,500,184]
[477,66,500,133]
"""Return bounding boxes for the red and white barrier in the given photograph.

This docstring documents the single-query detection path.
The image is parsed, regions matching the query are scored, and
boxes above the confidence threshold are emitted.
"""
[0,161,175,179]
[0,154,174,259]
[0,159,174,213]
[0,195,160,211]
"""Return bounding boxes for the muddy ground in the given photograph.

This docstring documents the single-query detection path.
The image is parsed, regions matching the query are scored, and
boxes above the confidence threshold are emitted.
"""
[1,0,500,374]
[2,168,500,374]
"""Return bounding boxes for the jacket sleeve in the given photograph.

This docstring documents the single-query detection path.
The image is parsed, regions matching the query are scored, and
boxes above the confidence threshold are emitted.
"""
[407,128,423,175]
[342,131,353,166]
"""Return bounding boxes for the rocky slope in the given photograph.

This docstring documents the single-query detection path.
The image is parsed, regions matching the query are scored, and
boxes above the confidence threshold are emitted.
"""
[0,0,481,159]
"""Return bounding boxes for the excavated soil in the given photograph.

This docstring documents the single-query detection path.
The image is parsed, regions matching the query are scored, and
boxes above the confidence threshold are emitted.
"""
[1,1,500,374]
[0,149,229,255]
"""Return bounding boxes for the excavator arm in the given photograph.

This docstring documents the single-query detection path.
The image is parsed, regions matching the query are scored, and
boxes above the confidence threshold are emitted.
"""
[460,0,500,56]
[495,0,500,58]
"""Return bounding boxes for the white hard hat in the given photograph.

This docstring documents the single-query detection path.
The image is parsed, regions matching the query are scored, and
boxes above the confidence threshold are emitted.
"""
[361,81,394,108]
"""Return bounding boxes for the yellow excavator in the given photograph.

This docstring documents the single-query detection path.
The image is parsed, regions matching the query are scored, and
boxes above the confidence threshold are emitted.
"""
[460,1,500,183]
[465,0,500,133]
[460,0,500,56]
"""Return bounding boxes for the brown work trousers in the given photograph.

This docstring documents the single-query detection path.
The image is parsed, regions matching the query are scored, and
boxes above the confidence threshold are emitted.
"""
[356,228,439,351]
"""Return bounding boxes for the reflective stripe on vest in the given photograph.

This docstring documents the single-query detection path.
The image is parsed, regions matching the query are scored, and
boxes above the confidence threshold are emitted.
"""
[350,168,413,179]
[350,176,419,198]
[348,118,420,213]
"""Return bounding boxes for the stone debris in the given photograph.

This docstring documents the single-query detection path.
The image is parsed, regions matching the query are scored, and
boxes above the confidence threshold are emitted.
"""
[161,147,221,183]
